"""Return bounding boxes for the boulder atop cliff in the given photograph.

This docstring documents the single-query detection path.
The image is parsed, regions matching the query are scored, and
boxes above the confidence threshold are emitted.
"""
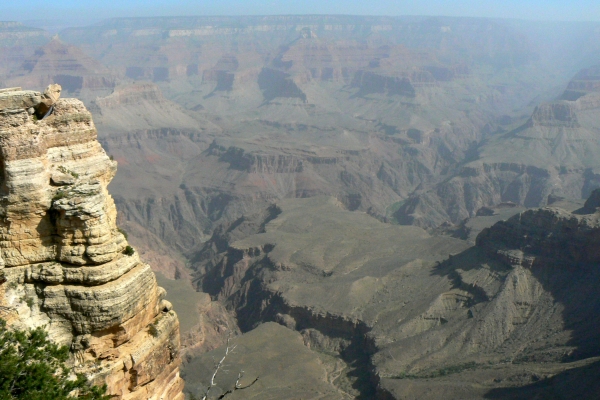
[0,84,61,118]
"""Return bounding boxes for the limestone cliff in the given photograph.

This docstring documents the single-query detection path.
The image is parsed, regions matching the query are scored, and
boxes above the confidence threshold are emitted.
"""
[0,86,184,400]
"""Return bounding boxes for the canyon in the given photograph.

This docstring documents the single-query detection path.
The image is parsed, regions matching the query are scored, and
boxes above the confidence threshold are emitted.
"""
[1,14,600,399]
[184,192,600,399]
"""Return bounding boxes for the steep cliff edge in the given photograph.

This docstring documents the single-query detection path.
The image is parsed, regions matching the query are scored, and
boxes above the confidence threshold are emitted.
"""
[0,86,184,400]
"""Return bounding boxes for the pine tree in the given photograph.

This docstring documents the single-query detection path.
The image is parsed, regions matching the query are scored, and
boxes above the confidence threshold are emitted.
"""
[0,319,109,400]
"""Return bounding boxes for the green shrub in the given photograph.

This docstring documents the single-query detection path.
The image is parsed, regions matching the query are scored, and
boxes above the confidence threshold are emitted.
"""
[0,318,109,399]
[124,246,135,256]
[148,323,159,338]
[52,190,69,201]
[391,362,481,379]
[57,166,79,179]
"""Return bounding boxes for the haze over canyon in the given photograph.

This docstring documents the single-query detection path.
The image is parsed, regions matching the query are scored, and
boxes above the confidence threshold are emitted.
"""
[1,12,600,399]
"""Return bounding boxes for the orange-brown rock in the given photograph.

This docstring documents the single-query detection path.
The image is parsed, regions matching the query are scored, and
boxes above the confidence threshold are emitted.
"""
[0,85,184,400]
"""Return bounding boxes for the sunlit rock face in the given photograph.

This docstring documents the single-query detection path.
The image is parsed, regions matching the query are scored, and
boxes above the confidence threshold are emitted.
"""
[0,86,184,400]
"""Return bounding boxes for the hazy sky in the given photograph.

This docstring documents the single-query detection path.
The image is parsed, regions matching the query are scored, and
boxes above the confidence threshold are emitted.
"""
[1,0,598,24]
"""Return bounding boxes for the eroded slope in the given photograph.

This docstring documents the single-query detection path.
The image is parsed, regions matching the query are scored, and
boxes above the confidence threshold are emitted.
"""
[190,193,600,399]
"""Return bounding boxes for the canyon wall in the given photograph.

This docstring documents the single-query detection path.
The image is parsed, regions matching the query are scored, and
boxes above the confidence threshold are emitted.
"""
[0,22,50,85]
[0,86,184,400]
[395,89,600,228]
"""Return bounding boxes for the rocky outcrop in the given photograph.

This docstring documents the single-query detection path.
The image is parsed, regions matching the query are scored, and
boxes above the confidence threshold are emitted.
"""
[257,68,307,102]
[202,54,262,92]
[0,86,183,400]
[560,65,600,101]
[212,144,305,174]
[477,199,600,268]
[528,102,579,128]
[579,187,600,214]
[351,71,416,97]
[395,88,600,229]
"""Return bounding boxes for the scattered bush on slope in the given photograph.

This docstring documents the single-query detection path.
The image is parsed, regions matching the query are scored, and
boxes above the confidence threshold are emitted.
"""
[0,319,109,400]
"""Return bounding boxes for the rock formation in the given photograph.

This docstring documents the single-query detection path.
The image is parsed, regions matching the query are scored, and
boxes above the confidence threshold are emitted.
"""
[395,76,600,229]
[476,191,600,267]
[90,83,206,134]
[5,36,117,99]
[560,65,600,101]
[0,85,184,400]
[188,194,600,399]
[0,22,50,84]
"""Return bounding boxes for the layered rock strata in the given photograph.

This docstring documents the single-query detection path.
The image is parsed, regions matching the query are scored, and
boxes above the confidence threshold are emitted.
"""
[477,193,600,268]
[395,88,600,228]
[0,86,184,400]
[7,36,117,96]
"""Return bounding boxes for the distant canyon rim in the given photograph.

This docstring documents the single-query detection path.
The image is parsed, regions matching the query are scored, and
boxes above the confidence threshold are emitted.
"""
[1,14,600,399]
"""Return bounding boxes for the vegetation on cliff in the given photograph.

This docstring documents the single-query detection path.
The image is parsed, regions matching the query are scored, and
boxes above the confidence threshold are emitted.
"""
[0,319,109,399]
